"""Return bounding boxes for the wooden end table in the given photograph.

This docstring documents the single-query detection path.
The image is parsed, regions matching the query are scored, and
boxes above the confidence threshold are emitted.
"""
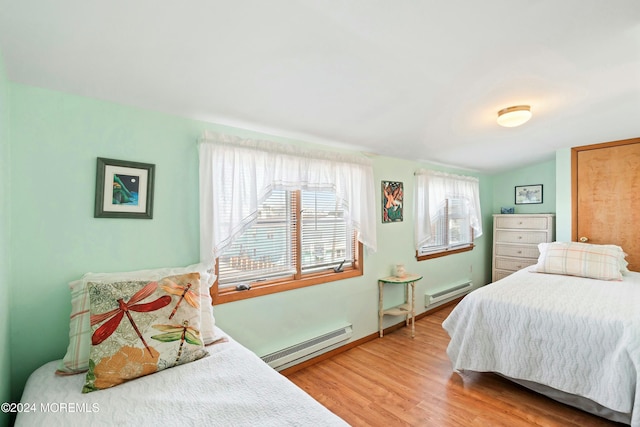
[378,274,422,338]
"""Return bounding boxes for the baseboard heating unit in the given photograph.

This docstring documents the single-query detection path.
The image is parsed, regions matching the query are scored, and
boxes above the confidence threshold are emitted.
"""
[425,280,472,306]
[261,325,353,370]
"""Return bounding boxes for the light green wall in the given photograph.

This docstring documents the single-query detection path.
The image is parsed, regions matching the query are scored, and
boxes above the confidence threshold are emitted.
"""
[554,148,572,241]
[8,84,206,402]
[0,51,11,427]
[7,83,494,403]
[492,157,556,215]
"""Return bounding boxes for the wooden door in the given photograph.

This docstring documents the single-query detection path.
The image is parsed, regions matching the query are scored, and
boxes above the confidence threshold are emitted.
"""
[572,138,640,271]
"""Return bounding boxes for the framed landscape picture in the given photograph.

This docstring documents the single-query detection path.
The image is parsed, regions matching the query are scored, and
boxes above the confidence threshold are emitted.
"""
[94,157,155,219]
[515,184,543,205]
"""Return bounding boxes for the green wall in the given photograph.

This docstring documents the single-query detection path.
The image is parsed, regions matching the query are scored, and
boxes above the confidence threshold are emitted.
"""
[492,157,556,215]
[0,51,11,427]
[7,83,494,404]
[554,148,572,241]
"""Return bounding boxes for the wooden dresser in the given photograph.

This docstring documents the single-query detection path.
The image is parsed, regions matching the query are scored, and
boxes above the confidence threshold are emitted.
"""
[492,214,555,282]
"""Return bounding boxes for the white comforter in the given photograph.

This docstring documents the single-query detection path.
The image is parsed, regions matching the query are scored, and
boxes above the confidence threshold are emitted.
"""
[443,267,640,426]
[15,329,347,427]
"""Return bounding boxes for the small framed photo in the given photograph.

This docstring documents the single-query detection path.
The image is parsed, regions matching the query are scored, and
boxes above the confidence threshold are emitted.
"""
[95,157,155,219]
[382,180,403,223]
[515,184,543,205]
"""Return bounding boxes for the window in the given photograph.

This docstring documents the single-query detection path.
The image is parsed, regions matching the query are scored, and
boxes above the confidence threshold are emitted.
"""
[218,190,294,285]
[417,198,474,258]
[300,191,353,273]
[199,132,376,304]
[216,189,362,302]
[414,170,482,260]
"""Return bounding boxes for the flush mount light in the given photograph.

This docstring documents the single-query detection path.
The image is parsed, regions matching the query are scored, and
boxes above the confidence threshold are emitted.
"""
[497,105,532,127]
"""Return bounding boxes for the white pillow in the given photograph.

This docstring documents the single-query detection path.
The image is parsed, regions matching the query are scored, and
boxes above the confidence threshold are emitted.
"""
[534,242,626,281]
[57,263,216,375]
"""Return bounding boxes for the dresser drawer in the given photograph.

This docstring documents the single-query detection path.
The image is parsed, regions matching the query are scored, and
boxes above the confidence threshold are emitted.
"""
[494,244,540,259]
[495,230,549,244]
[495,216,550,230]
[492,269,514,282]
[495,257,537,271]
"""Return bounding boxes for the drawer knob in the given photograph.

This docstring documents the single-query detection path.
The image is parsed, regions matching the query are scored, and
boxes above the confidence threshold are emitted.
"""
[517,250,522,254]
[518,222,523,225]
[579,236,589,243]
[518,236,522,239]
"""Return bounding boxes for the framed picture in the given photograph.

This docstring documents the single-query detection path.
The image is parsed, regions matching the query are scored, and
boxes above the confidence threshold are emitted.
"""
[382,181,403,223]
[95,157,155,219]
[515,184,543,205]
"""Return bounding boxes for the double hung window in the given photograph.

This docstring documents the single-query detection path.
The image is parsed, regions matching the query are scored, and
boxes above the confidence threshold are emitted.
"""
[217,189,357,290]
[414,170,482,260]
[417,198,474,257]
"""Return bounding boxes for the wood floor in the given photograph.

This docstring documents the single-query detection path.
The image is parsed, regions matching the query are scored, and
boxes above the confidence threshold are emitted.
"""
[286,304,625,427]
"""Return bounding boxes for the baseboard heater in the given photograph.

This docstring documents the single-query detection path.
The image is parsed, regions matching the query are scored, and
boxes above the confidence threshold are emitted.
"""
[261,325,353,370]
[425,280,472,306]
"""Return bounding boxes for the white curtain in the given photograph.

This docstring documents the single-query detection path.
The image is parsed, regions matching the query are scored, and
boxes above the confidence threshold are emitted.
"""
[414,169,482,250]
[199,131,377,264]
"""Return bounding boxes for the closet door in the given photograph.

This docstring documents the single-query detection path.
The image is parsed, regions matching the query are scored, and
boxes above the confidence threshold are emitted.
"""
[573,138,640,271]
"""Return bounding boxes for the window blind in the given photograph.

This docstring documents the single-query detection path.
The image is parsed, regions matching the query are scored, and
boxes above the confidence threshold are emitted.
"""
[447,198,471,247]
[217,189,354,287]
[300,191,352,273]
[218,190,295,287]
[419,198,473,255]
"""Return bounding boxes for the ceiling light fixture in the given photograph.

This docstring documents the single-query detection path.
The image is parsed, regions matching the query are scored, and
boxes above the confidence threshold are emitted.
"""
[497,105,532,127]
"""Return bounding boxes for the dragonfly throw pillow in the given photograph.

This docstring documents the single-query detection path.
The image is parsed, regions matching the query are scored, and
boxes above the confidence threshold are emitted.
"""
[57,263,216,376]
[82,272,208,392]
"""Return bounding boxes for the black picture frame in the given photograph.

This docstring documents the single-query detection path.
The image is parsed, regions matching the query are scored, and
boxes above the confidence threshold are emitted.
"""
[94,157,155,219]
[514,184,543,205]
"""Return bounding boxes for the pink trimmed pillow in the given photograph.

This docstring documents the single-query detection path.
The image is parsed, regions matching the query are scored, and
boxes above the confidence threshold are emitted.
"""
[534,242,626,281]
[57,263,216,375]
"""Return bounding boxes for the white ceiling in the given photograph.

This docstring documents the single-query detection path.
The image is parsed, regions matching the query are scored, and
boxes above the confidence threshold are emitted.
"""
[1,1,639,173]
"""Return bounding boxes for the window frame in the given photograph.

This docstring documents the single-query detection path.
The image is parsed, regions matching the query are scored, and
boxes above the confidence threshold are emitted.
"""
[415,198,475,261]
[416,242,474,261]
[212,190,363,304]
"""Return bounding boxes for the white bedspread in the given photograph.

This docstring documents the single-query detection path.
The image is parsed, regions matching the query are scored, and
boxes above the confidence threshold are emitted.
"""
[443,267,640,426]
[15,329,347,427]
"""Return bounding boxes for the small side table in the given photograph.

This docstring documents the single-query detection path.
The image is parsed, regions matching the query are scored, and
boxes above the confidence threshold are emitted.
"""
[378,274,422,338]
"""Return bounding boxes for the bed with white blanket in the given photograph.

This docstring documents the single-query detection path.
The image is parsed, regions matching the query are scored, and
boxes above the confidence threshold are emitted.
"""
[15,328,347,427]
[443,265,640,426]
[16,264,346,426]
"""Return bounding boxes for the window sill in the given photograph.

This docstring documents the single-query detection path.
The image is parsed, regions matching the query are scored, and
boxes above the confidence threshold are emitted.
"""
[416,244,474,261]
[213,265,363,304]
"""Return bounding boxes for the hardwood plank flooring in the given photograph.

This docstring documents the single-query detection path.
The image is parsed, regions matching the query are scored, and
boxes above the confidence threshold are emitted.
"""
[286,304,625,427]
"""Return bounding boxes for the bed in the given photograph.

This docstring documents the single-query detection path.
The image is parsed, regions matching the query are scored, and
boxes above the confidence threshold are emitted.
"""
[443,253,640,426]
[15,264,347,426]
[15,328,347,426]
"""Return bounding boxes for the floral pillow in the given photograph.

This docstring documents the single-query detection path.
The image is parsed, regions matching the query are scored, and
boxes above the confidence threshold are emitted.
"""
[82,273,208,392]
[57,263,216,375]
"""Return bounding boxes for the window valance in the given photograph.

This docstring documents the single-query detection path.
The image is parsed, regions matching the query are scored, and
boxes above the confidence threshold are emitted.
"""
[198,131,377,263]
